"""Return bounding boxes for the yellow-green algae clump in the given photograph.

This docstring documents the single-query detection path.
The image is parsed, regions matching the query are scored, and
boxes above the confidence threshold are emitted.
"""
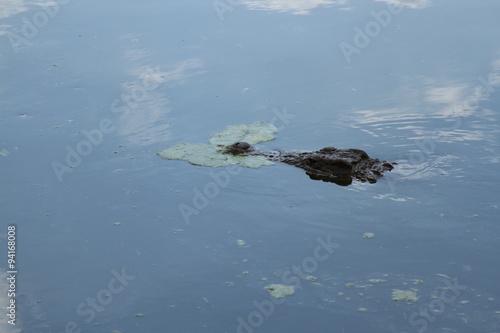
[392,289,418,302]
[264,284,295,298]
[157,121,277,168]
[209,121,277,146]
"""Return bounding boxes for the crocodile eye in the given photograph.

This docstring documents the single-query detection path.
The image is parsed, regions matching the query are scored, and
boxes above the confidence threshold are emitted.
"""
[236,142,250,149]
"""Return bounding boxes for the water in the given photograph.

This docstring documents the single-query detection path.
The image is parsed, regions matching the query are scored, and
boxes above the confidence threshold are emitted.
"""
[1,0,500,332]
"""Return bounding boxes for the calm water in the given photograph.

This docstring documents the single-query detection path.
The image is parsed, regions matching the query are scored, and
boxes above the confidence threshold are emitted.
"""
[1,0,500,332]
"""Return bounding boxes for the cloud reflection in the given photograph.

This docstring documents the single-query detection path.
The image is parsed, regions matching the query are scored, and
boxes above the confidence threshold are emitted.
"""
[375,0,431,9]
[0,0,28,19]
[351,54,500,144]
[242,0,346,15]
[241,0,431,14]
[424,83,468,106]
[115,59,205,145]
[0,0,58,19]
[349,55,500,180]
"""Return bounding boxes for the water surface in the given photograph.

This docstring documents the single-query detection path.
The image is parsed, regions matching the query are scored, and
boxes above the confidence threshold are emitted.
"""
[1,0,499,332]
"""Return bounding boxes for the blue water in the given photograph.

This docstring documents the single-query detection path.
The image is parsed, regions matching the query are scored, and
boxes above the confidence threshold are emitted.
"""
[1,1,500,332]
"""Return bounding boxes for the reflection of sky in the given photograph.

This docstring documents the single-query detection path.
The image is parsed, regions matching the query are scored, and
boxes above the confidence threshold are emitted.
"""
[1,1,500,331]
[375,0,431,9]
[347,54,500,181]
[350,55,500,146]
[240,0,431,15]
[242,0,345,15]
[0,0,61,35]
[0,0,57,19]
[0,0,28,19]
[115,58,205,145]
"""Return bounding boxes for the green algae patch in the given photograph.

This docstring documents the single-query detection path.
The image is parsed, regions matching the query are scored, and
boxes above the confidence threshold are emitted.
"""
[264,284,295,298]
[392,289,418,302]
[157,122,277,168]
[363,232,375,239]
[209,121,277,146]
[158,143,226,167]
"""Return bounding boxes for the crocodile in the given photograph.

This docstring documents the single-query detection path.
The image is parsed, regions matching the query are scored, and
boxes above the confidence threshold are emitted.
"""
[223,141,395,186]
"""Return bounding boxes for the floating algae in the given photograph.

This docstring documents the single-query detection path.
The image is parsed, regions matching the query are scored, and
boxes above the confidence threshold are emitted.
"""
[209,121,277,146]
[157,121,277,168]
[391,289,418,302]
[413,279,424,285]
[264,284,295,298]
[362,232,375,239]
